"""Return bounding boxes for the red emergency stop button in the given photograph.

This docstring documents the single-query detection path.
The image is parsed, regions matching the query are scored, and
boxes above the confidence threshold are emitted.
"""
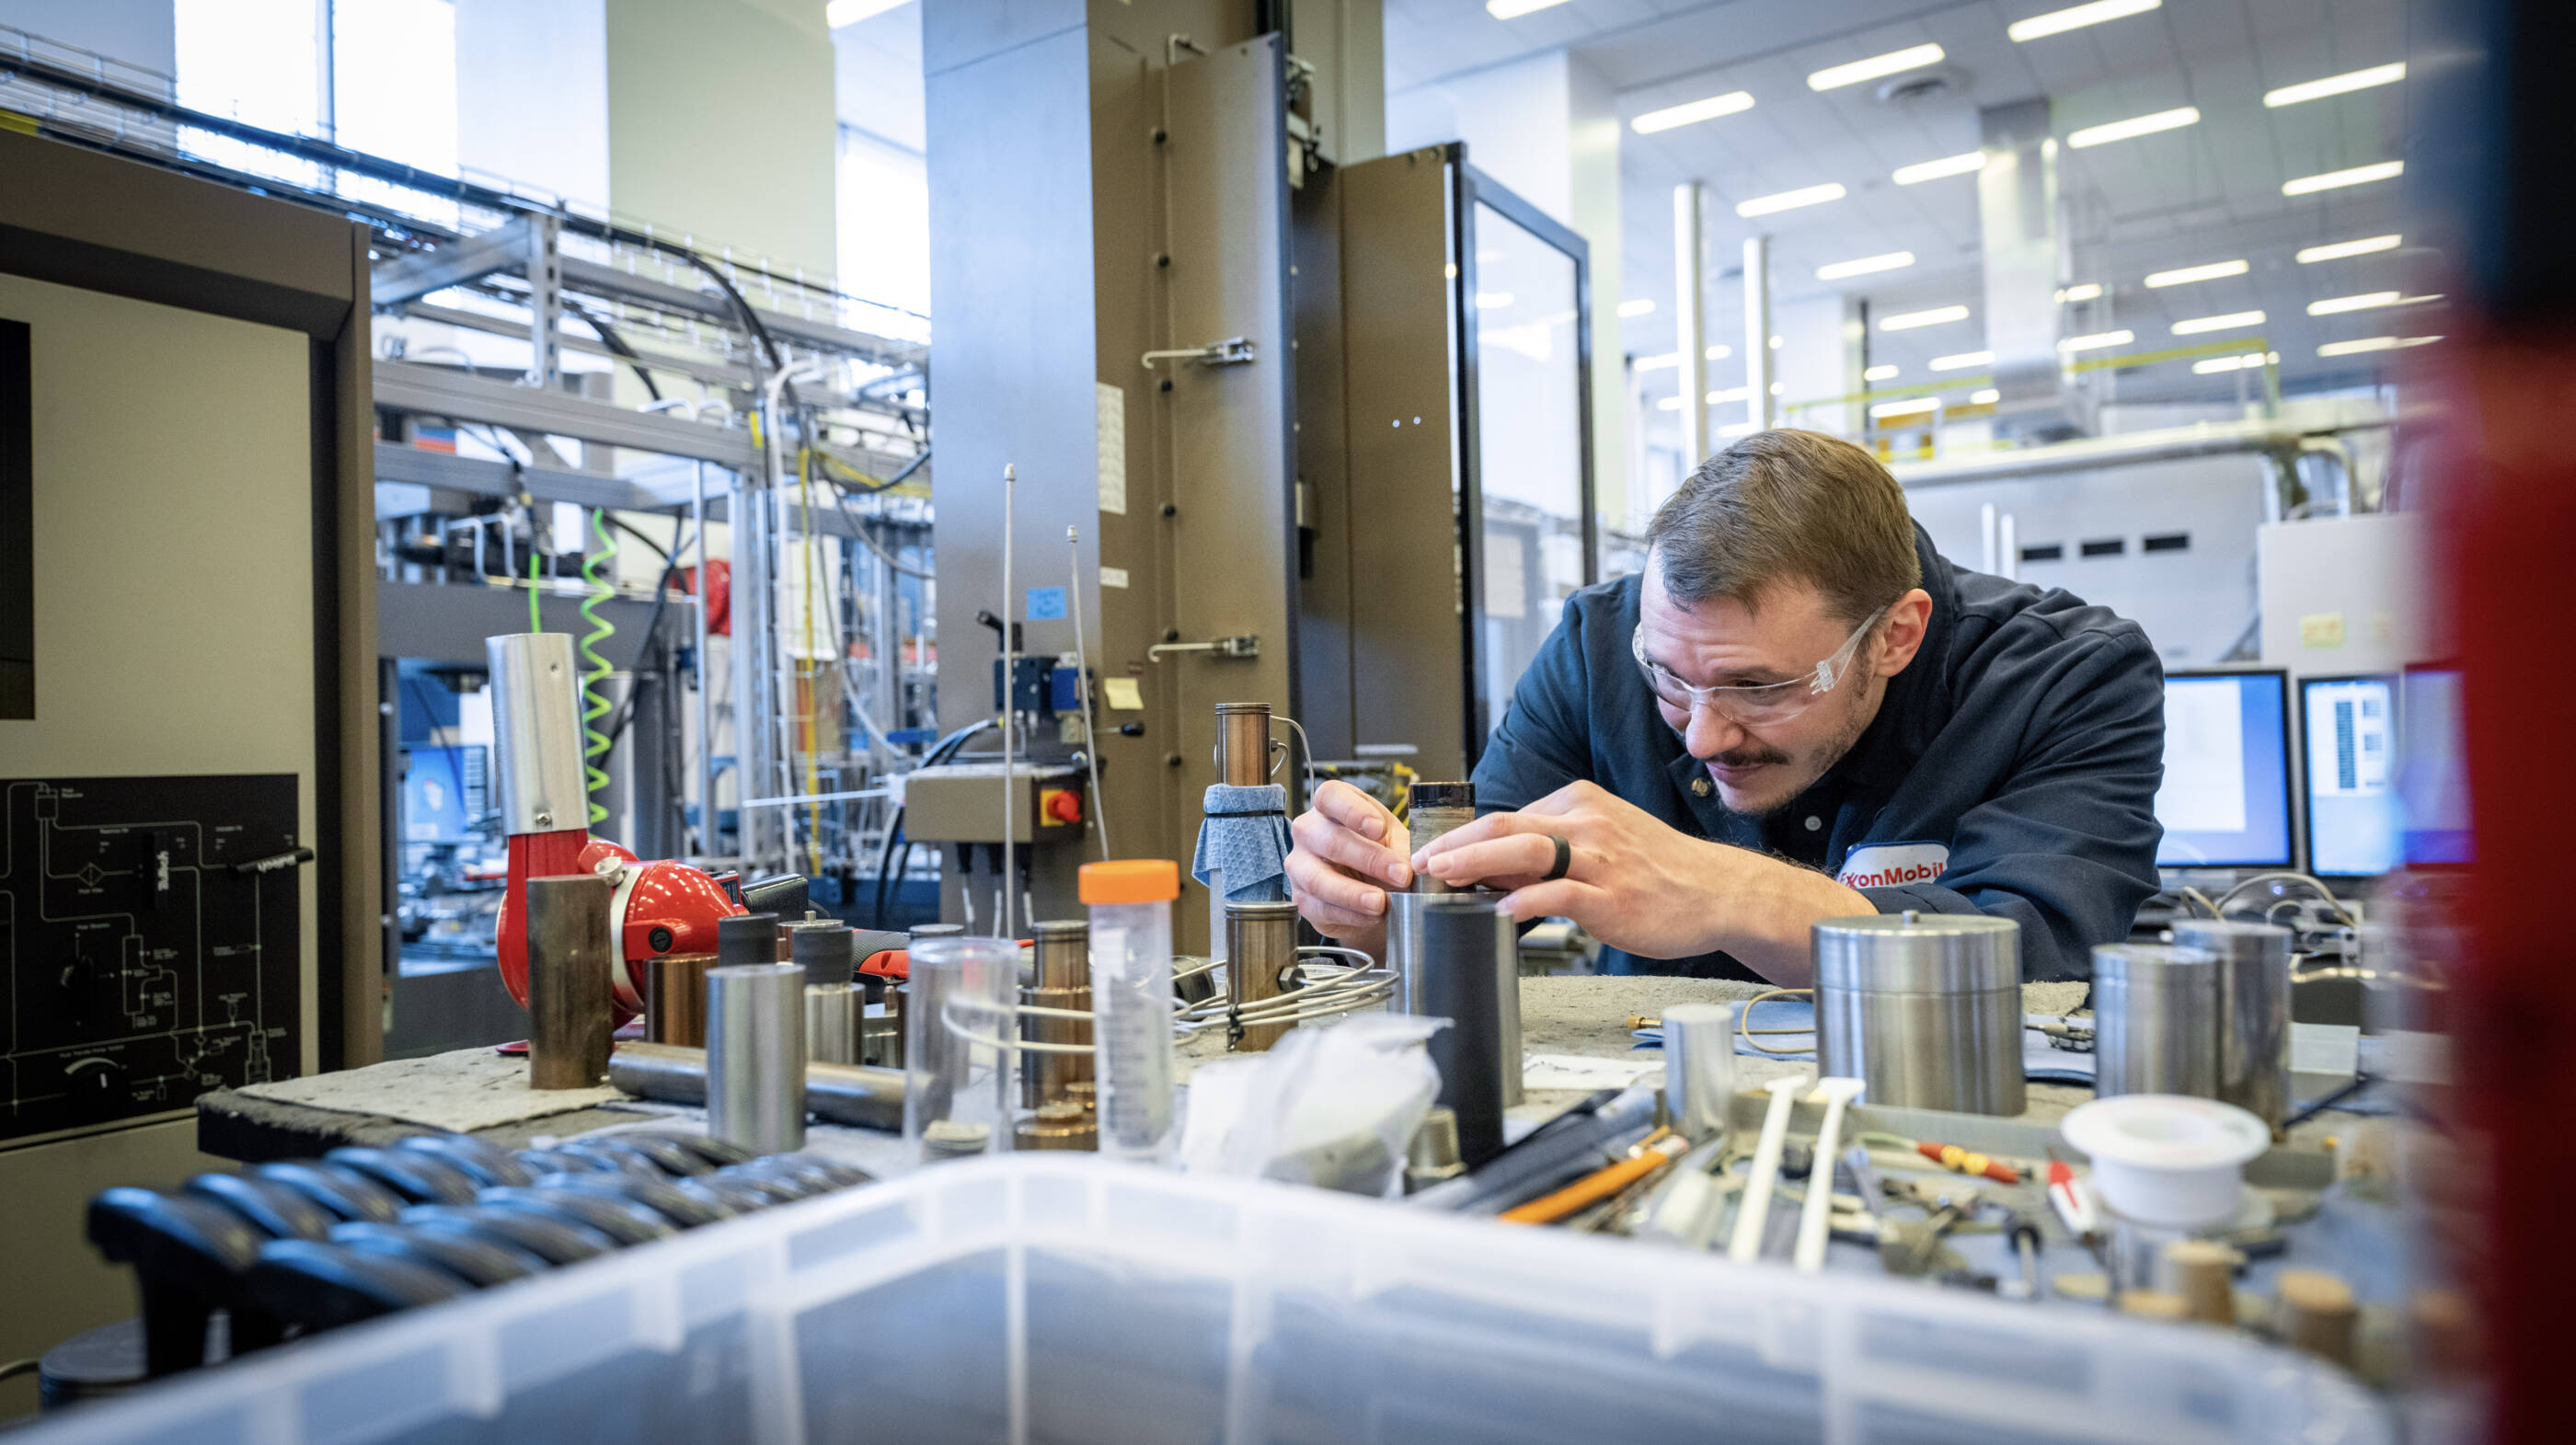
[1041,788,1083,826]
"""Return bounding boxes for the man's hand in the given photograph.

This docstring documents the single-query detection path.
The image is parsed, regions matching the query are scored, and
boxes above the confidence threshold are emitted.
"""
[1285,780,1413,954]
[1411,780,1868,985]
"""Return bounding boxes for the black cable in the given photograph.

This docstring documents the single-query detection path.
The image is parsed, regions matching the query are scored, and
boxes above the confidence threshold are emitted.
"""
[600,512,695,751]
[562,297,662,402]
[605,514,672,563]
[2282,1073,2375,1130]
[871,721,990,927]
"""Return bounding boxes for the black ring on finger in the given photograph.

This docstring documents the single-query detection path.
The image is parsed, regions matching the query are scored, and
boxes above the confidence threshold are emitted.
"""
[1542,834,1572,883]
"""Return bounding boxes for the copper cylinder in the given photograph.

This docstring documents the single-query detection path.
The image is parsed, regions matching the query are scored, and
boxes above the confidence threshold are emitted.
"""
[1014,1101,1098,1151]
[647,953,718,1047]
[1215,702,1271,786]
[1225,900,1300,1051]
[1021,920,1095,1111]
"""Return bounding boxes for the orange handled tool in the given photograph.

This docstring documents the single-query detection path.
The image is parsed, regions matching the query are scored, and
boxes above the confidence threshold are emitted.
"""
[1916,1141,2019,1185]
[1501,1134,1688,1225]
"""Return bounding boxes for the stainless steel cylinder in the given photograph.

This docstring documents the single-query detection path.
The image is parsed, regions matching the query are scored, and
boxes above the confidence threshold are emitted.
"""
[526,874,615,1088]
[483,633,588,835]
[1407,781,1476,895]
[1225,900,1300,1051]
[1814,912,2025,1116]
[1215,702,1272,786]
[1387,891,1522,1106]
[647,953,716,1047]
[1021,920,1094,1112]
[2092,943,2221,1098]
[706,962,807,1154]
[796,923,859,1066]
[1659,1003,1735,1143]
[607,1041,905,1130]
[2172,919,2293,1128]
[1420,898,1508,1166]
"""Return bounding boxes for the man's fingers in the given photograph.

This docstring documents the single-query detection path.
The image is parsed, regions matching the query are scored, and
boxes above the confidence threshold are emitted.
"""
[1410,809,1569,866]
[1496,878,1605,925]
[1293,807,1412,888]
[1420,834,1563,888]
[1285,850,1388,919]
[1315,780,1392,842]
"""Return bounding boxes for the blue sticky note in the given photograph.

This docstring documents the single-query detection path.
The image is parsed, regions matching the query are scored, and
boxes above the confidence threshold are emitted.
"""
[1025,587,1067,620]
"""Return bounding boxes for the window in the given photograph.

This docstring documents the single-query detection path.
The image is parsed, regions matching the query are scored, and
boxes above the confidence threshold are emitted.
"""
[836,126,931,338]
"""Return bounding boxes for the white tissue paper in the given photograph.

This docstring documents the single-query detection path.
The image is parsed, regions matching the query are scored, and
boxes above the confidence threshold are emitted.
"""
[1179,1013,1446,1197]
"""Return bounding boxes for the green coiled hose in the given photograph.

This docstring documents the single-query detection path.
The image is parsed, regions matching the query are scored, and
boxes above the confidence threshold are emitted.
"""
[578,508,616,826]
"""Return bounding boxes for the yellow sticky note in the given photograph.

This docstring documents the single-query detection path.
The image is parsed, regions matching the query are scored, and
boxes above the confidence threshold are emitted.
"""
[2298,613,2346,649]
[1101,677,1144,711]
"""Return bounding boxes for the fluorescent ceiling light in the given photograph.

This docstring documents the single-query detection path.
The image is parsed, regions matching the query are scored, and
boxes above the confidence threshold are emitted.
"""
[1476,292,1514,309]
[2283,161,2404,195]
[1655,395,1683,411]
[1870,397,1940,419]
[2068,107,2200,148]
[1893,152,1985,185]
[1880,304,1971,331]
[2145,258,2248,288]
[2297,235,2402,263]
[1770,381,1785,394]
[1617,299,1657,318]
[1928,350,1995,371]
[2318,335,2441,357]
[1864,364,1900,381]
[2008,0,2160,42]
[2056,282,2104,303]
[1708,386,1751,403]
[2264,63,2405,108]
[825,0,906,25]
[1736,183,1846,217]
[2060,329,2134,351]
[1487,0,1573,15]
[1809,43,1945,92]
[2193,351,2278,373]
[2171,310,2264,334]
[1633,91,1755,134]
[2307,292,2402,316]
[1708,344,1733,360]
[1769,335,1784,349]
[1970,388,2002,404]
[1817,251,1915,281]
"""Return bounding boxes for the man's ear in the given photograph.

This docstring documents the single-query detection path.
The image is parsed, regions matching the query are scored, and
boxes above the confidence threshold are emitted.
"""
[1873,589,1934,676]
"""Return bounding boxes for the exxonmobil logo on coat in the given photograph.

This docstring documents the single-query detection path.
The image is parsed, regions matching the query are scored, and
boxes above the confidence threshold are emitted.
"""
[1835,841,1950,889]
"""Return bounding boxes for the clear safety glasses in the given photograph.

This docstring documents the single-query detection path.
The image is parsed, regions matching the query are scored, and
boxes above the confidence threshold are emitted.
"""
[1629,603,1890,727]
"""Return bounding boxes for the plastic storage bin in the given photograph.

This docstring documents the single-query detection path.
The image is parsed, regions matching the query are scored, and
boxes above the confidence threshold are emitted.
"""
[24,1155,2392,1445]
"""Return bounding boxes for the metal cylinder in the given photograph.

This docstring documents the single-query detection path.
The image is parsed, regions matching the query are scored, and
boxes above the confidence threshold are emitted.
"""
[1814,912,2025,1116]
[1407,781,1476,895]
[483,633,588,836]
[706,962,807,1154]
[1021,920,1094,1112]
[1215,702,1271,786]
[796,923,859,1065]
[1387,891,1523,1107]
[1225,900,1300,1051]
[526,874,614,1088]
[646,952,716,1048]
[1420,897,1508,1166]
[2172,920,2293,1129]
[1660,1003,1735,1143]
[2092,943,2221,1098]
[718,912,780,968]
[607,1041,905,1131]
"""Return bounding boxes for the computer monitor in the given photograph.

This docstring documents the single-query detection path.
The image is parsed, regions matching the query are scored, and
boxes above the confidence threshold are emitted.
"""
[2397,665,2470,866]
[2155,670,2294,869]
[401,744,489,844]
[2301,674,2402,877]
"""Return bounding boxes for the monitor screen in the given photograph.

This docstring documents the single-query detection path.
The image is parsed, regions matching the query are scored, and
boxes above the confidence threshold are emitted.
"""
[2155,671,2293,868]
[402,744,489,843]
[2398,666,2470,866]
[2302,675,2402,877]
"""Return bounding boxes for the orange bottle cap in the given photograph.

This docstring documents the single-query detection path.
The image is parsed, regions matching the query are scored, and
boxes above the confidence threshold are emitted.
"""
[1080,858,1180,904]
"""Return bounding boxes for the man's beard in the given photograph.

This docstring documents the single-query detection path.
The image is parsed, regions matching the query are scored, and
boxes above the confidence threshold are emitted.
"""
[1698,685,1876,819]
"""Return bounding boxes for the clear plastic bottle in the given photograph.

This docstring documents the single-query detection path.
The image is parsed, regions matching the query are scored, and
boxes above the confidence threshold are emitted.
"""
[1081,859,1180,1163]
[901,934,1018,1164]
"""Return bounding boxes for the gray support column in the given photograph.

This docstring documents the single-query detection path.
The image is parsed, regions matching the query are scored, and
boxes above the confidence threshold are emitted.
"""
[1743,235,1775,431]
[1673,183,1707,465]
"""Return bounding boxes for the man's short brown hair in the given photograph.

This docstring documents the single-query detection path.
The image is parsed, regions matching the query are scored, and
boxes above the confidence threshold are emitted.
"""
[1645,429,1921,625]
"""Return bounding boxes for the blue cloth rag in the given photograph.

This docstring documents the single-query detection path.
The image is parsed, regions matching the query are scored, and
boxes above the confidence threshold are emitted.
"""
[1191,784,1292,905]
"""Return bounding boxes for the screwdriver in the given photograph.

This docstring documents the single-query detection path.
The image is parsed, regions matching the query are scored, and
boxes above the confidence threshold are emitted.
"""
[2045,1150,2100,1238]
[1915,1140,2019,1185]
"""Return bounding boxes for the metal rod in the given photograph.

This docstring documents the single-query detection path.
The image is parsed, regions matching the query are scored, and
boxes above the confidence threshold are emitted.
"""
[1744,234,1775,430]
[707,962,807,1154]
[1673,182,1708,464]
[525,874,614,1088]
[1067,526,1110,860]
[691,462,716,855]
[999,463,1018,941]
[608,1042,905,1131]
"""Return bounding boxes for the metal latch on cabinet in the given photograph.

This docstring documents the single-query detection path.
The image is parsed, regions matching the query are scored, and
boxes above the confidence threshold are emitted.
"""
[1140,337,1257,372]
[1147,635,1260,661]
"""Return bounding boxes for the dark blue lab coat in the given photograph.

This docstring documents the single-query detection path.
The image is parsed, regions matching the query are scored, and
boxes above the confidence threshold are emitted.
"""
[1471,524,2164,981]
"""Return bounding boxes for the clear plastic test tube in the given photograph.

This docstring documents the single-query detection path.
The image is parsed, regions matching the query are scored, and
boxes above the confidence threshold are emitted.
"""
[901,934,1018,1164]
[1081,860,1180,1163]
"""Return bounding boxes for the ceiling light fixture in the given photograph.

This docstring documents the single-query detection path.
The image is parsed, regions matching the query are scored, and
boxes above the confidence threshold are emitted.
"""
[1736,182,1847,217]
[1816,250,1916,280]
[2056,282,2105,303]
[1870,397,1941,419]
[2193,351,2279,373]
[2171,310,2264,334]
[1617,298,1657,317]
[2068,107,2200,148]
[2008,0,2160,42]
[1893,152,1985,185]
[1864,364,1900,381]
[1970,388,2002,404]
[1632,91,1756,134]
[825,0,906,25]
[2296,235,2402,263]
[2264,63,2405,108]
[2060,329,2134,351]
[1475,292,1514,309]
[2283,161,2403,195]
[2145,258,2248,288]
[2307,292,2403,316]
[1928,350,1995,371]
[1809,43,1946,91]
[1880,304,1971,331]
[1485,0,1575,17]
[2318,335,2442,357]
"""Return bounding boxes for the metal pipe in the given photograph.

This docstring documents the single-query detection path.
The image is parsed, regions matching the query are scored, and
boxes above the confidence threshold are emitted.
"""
[1022,920,1094,1110]
[2173,919,2294,1129]
[1743,234,1775,430]
[2093,943,2221,1098]
[1888,419,2318,489]
[525,874,614,1088]
[1420,897,1508,1166]
[707,962,806,1154]
[1066,527,1109,859]
[1673,183,1708,464]
[998,463,1018,941]
[691,462,717,855]
[1225,900,1299,1052]
[485,632,587,835]
[646,952,716,1047]
[607,1042,905,1131]
[796,922,860,1066]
